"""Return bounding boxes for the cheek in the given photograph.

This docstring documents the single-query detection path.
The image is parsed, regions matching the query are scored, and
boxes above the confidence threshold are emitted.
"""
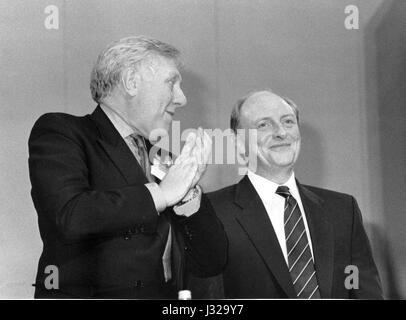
[291,132,301,155]
[295,138,301,153]
[289,127,301,140]
[257,132,272,149]
[162,87,174,103]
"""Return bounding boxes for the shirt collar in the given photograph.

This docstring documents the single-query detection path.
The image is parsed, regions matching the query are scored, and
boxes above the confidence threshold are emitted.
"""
[247,169,300,200]
[100,104,136,139]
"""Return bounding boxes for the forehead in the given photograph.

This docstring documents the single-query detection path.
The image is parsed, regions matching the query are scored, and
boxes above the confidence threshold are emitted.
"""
[240,92,294,123]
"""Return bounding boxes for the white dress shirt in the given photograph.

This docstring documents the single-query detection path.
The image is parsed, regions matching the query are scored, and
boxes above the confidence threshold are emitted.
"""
[247,170,314,266]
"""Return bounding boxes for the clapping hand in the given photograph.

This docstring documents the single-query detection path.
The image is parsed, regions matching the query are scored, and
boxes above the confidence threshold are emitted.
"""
[158,132,198,207]
[190,127,212,188]
[158,129,212,207]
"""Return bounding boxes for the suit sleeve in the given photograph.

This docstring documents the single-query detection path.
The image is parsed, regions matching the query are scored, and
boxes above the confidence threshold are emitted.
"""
[174,193,228,277]
[29,114,159,243]
[350,197,384,299]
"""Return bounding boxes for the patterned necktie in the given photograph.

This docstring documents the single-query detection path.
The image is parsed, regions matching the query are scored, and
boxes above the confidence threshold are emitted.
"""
[130,135,155,183]
[276,186,321,299]
[129,134,173,282]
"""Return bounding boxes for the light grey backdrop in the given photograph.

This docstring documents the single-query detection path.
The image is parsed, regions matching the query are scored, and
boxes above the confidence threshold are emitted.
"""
[1,0,405,298]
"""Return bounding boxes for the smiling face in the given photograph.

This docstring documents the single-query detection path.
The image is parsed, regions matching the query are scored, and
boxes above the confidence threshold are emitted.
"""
[128,55,187,138]
[238,91,301,180]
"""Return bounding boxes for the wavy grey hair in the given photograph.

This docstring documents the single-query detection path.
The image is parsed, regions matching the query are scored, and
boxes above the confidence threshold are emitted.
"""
[230,89,299,133]
[90,36,181,103]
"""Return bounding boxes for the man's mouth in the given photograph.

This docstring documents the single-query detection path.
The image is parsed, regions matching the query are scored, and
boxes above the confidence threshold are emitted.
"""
[270,143,291,150]
[165,110,175,117]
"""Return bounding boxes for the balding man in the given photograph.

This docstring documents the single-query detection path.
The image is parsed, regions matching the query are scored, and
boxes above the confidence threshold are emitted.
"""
[208,90,382,299]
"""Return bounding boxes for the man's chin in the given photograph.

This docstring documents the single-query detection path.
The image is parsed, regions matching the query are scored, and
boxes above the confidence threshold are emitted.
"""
[268,156,296,168]
[265,150,296,164]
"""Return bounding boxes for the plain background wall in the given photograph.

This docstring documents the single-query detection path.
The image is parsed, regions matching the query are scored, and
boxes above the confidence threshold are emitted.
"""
[1,0,405,298]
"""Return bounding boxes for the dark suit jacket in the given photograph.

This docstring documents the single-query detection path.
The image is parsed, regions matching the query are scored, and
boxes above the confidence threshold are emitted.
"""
[208,175,383,299]
[28,106,227,298]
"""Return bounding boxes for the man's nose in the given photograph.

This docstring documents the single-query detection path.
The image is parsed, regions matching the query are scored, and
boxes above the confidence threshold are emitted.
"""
[173,86,187,108]
[273,123,287,139]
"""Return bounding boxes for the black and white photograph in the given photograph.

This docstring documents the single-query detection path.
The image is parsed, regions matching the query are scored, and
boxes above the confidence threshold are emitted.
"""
[0,0,405,303]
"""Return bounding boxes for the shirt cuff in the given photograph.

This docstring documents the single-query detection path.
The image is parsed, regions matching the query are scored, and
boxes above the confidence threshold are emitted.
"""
[173,185,202,217]
[145,182,167,213]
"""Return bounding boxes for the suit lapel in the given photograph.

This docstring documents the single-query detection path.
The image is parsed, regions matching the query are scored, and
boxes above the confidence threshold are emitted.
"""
[234,176,297,298]
[298,182,334,298]
[89,106,147,185]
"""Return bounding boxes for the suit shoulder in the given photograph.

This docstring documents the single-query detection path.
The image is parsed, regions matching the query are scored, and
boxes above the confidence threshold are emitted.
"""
[207,184,238,222]
[302,184,355,203]
[30,112,93,140]
[207,184,236,204]
[32,112,87,129]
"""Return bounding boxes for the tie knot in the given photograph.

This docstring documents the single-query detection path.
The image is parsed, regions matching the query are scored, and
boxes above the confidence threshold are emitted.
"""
[276,186,291,199]
[131,134,154,153]
[131,134,144,146]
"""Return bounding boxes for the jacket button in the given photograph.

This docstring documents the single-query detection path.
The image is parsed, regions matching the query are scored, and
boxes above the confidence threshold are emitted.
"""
[124,229,132,240]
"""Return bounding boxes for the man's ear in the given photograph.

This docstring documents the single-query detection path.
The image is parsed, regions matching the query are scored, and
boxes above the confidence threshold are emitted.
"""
[121,67,140,97]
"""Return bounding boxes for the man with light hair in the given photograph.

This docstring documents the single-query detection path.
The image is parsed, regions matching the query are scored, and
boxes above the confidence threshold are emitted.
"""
[28,36,227,298]
[208,89,382,299]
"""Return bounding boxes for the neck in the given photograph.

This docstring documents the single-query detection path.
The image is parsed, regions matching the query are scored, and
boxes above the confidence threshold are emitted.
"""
[101,95,145,137]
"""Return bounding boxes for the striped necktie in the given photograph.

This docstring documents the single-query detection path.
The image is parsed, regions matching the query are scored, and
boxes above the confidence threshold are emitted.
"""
[276,186,321,299]
[129,134,173,282]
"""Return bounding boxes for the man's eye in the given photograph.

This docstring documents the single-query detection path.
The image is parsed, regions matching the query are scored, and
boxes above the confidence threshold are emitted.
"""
[257,122,269,129]
[284,119,295,125]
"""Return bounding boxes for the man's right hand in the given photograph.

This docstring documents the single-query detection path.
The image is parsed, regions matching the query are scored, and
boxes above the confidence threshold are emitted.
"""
[159,132,198,207]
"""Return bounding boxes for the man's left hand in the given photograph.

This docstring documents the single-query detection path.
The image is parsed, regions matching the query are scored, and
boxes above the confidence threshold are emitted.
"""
[190,127,212,187]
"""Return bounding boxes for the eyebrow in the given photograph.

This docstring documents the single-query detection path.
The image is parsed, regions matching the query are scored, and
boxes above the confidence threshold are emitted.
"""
[255,113,295,122]
[253,117,273,125]
[281,114,296,119]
